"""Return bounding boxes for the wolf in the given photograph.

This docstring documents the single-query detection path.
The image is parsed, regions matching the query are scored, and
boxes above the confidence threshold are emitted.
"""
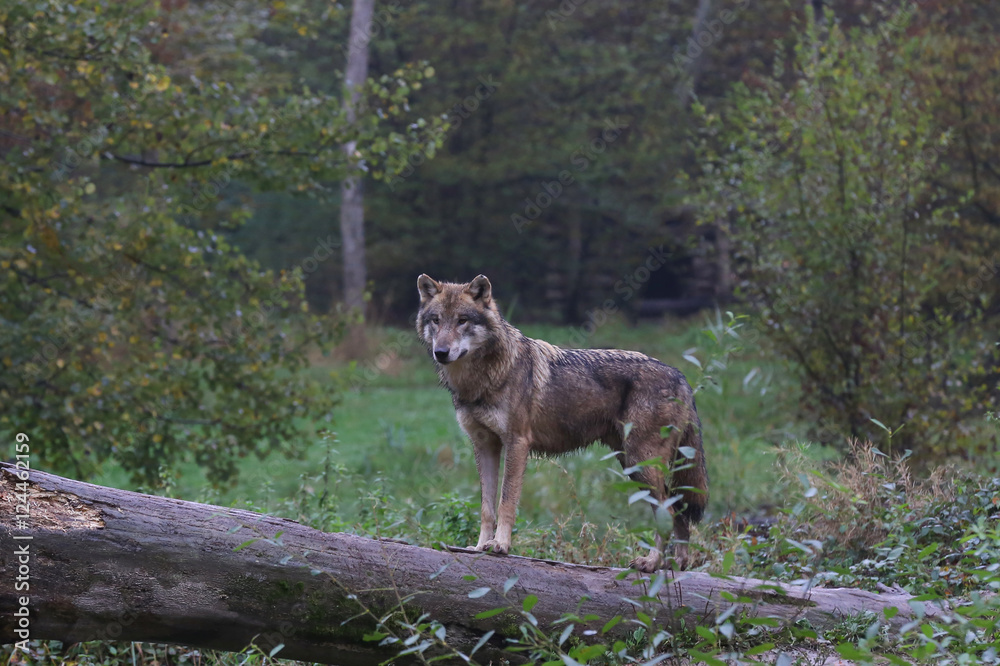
[416,274,708,572]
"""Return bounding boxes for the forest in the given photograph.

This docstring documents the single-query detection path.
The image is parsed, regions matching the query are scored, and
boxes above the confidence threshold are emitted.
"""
[1,0,999,664]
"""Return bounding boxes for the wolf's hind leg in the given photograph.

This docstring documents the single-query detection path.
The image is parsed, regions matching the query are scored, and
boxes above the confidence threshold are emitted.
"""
[668,512,691,571]
[625,453,667,573]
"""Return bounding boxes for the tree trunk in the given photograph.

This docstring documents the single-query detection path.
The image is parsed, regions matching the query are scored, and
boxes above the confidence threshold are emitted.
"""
[339,0,375,313]
[674,0,713,104]
[716,215,733,302]
[0,463,947,665]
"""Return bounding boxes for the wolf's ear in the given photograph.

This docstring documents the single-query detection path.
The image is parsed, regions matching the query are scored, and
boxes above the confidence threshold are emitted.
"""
[417,274,441,303]
[466,274,492,303]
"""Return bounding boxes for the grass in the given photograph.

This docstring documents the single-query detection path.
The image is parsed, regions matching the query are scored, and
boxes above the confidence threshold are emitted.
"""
[92,314,828,533]
[12,315,1000,665]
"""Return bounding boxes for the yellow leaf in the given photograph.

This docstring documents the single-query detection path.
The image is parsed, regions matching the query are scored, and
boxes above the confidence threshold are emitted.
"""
[84,182,96,194]
[56,358,64,368]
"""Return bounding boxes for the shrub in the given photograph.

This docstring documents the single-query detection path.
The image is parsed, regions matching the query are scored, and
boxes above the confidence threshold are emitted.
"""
[690,7,1000,460]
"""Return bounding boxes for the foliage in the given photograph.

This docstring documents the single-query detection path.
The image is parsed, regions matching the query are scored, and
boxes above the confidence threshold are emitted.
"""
[0,0,444,484]
[690,8,1000,458]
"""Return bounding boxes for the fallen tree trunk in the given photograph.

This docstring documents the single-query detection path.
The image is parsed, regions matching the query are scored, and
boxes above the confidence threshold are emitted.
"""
[0,463,945,664]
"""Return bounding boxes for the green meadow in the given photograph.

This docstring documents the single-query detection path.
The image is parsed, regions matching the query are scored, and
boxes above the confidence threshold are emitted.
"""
[94,315,830,544]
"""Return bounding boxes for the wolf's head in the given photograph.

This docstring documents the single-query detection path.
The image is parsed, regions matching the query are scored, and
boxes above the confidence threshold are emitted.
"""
[416,274,500,365]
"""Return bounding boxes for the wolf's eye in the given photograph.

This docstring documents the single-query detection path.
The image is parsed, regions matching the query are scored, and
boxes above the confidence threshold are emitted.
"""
[430,314,440,324]
[457,316,469,325]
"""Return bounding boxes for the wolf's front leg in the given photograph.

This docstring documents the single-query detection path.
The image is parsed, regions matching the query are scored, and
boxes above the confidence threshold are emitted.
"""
[484,435,530,555]
[470,430,502,550]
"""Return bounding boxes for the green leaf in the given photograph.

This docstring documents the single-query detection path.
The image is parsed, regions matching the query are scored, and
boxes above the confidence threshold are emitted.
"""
[722,551,735,575]
[628,489,652,505]
[469,630,494,656]
[695,625,716,642]
[835,643,866,659]
[869,418,890,433]
[682,352,702,369]
[523,594,538,612]
[746,642,775,656]
[475,607,506,620]
[687,649,726,666]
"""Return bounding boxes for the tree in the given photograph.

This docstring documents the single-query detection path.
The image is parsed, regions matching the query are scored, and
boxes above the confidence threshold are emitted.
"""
[690,9,999,458]
[0,0,443,484]
[339,0,376,314]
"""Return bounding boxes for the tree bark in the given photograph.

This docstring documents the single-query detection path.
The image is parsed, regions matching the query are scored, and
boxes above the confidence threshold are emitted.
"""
[338,0,375,313]
[0,463,946,665]
[674,0,713,104]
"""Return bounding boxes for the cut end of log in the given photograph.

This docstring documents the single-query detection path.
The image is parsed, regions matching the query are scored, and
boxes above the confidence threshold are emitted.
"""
[1,469,105,531]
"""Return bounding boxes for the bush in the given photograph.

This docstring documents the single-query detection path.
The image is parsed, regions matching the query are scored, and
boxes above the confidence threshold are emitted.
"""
[690,7,1000,460]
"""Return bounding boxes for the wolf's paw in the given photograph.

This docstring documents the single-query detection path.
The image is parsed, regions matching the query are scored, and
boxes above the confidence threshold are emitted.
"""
[629,552,662,573]
[477,539,510,555]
